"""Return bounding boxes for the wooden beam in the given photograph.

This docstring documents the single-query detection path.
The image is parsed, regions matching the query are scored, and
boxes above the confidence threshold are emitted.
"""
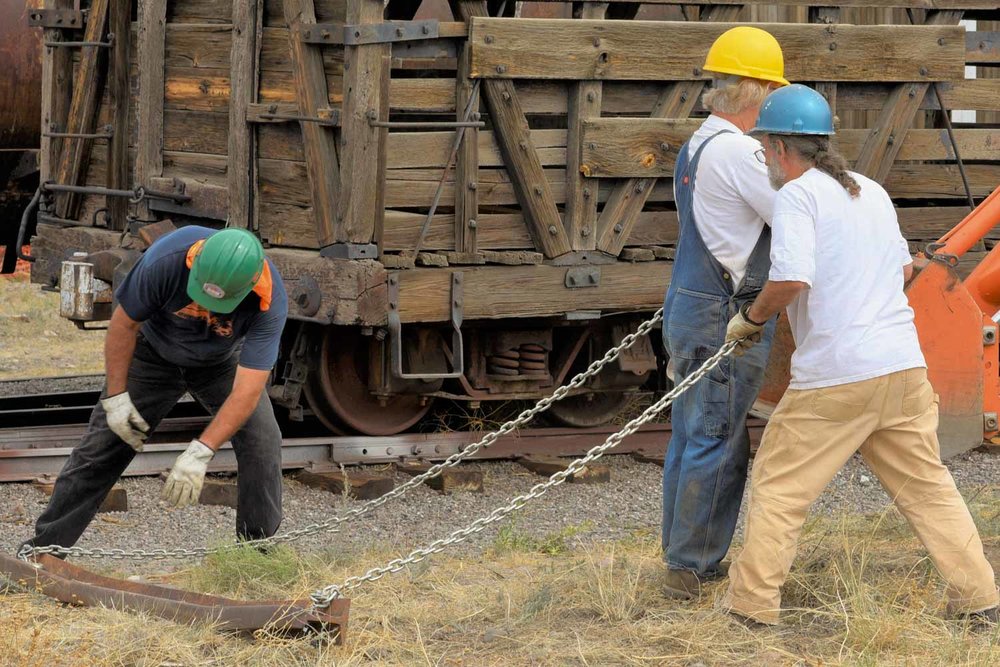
[595,3,738,257]
[455,40,479,254]
[107,0,132,231]
[454,0,571,258]
[40,0,74,186]
[468,18,966,81]
[53,0,110,220]
[227,0,263,230]
[134,0,167,222]
[282,0,341,247]
[853,10,965,183]
[337,0,390,247]
[565,2,608,251]
[581,121,1000,177]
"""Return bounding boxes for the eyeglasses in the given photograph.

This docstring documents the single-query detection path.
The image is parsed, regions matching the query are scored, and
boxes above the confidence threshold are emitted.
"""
[754,148,766,164]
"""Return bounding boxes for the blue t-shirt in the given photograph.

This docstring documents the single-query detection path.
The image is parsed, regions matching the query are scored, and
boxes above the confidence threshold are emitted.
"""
[115,226,288,370]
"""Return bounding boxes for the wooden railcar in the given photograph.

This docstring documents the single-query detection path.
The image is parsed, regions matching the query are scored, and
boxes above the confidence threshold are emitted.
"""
[25,0,1000,434]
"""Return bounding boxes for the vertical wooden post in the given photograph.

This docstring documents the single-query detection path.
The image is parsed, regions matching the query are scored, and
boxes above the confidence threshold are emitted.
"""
[455,41,479,254]
[106,0,132,231]
[373,55,391,247]
[134,0,167,223]
[39,0,74,186]
[809,6,840,121]
[565,1,607,251]
[337,0,390,250]
[228,0,263,229]
[283,0,341,248]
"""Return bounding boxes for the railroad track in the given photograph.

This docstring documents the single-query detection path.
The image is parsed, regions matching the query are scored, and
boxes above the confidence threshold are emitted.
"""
[0,386,765,482]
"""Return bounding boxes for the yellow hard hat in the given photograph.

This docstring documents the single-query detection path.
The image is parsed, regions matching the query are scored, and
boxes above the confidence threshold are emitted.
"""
[703,26,790,86]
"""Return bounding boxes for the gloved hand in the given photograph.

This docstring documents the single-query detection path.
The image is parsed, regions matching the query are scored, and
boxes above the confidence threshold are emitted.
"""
[100,392,150,451]
[162,439,215,508]
[725,303,765,357]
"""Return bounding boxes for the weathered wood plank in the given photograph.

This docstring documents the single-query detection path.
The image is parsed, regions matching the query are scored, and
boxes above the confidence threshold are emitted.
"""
[107,0,133,230]
[853,10,964,183]
[135,0,168,221]
[469,18,966,81]
[40,0,74,185]
[227,0,263,229]
[593,3,739,257]
[503,0,1000,8]
[455,41,479,254]
[455,1,572,258]
[565,2,608,251]
[580,120,1000,177]
[336,0,390,246]
[53,0,110,219]
[283,0,341,247]
[395,262,673,322]
[966,30,1000,63]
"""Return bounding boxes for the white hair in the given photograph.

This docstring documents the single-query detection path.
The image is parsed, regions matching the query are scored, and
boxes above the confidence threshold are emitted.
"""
[702,75,771,115]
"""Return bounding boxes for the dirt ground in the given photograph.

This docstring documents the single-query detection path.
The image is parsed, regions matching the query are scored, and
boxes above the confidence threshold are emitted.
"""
[0,250,104,380]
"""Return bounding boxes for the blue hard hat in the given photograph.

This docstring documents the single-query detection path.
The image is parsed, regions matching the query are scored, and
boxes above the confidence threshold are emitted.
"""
[750,84,834,136]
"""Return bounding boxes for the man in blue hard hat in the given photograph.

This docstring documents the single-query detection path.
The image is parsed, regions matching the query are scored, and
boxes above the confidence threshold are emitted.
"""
[720,84,998,625]
[660,26,789,599]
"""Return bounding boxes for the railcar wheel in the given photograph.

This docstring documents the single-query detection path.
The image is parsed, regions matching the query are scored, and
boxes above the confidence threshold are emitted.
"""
[545,391,633,428]
[304,327,433,435]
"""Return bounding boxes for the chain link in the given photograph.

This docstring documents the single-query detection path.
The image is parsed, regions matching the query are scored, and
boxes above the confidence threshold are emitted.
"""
[307,339,738,607]
[21,310,665,562]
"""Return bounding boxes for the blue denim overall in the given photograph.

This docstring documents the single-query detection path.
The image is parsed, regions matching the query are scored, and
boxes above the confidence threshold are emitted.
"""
[661,130,776,576]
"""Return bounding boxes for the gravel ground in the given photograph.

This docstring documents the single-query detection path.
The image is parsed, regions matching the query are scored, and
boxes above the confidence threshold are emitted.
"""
[0,374,104,398]
[1,448,998,576]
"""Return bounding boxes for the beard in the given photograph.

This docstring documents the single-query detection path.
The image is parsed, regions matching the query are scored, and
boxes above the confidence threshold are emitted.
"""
[767,159,787,191]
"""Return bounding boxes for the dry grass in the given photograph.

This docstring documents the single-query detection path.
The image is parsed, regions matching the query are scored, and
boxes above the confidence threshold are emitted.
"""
[2,488,999,666]
[0,270,103,379]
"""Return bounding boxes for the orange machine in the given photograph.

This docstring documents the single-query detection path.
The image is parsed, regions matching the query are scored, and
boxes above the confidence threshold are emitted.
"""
[756,186,1000,459]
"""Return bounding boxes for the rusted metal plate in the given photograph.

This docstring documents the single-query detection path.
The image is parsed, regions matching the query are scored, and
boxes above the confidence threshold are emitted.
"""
[0,0,43,149]
[0,554,349,640]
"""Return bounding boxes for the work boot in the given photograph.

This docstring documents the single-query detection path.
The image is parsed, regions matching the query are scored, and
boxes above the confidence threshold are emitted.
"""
[663,569,701,599]
[960,606,999,630]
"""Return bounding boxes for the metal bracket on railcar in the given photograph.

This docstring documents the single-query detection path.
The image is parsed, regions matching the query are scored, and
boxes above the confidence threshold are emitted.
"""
[387,272,465,380]
[300,20,439,45]
[27,8,87,29]
[320,243,379,260]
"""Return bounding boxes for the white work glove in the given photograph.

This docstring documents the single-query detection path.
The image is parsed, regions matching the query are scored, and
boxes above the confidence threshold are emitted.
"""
[101,392,150,451]
[162,439,215,508]
[725,303,765,357]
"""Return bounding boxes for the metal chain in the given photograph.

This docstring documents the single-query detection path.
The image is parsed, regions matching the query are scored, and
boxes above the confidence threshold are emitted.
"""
[308,340,738,607]
[20,310,665,562]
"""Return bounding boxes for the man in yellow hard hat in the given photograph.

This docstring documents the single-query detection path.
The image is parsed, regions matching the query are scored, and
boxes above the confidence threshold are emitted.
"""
[660,26,789,599]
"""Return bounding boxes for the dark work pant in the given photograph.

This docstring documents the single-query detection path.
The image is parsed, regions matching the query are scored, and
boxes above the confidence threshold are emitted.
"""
[22,337,283,553]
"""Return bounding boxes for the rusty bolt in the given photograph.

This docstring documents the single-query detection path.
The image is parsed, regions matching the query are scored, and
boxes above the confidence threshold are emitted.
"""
[321,29,330,39]
[614,223,623,234]
[519,140,528,151]
[593,37,601,47]
[396,27,404,37]
[829,42,837,51]
[303,29,312,39]
[680,92,689,103]
[496,65,507,74]
[589,142,597,150]
[938,37,946,46]
[919,66,929,76]
[354,30,362,39]
[468,219,477,229]
[586,91,596,103]
[887,134,895,146]
[548,225,558,235]
[635,183,646,193]
[581,226,590,237]
[534,186,543,196]
[692,68,702,77]
[583,188,591,199]
[659,142,669,152]
[468,181,478,191]
[485,35,494,44]
[502,91,511,102]
[422,25,430,35]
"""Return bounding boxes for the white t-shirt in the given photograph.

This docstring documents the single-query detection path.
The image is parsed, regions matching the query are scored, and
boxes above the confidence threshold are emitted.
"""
[769,168,924,390]
[684,115,777,287]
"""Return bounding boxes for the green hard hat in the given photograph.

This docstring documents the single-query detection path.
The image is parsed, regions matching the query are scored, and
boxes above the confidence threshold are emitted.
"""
[187,228,265,314]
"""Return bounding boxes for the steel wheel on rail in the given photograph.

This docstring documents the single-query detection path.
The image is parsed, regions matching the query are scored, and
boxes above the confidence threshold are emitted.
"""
[303,326,434,436]
[545,391,634,428]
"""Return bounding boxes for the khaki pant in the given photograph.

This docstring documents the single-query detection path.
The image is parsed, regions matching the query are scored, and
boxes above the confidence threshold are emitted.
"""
[722,367,998,624]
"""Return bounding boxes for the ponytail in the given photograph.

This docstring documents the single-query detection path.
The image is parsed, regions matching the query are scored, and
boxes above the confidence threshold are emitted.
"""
[777,135,861,199]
